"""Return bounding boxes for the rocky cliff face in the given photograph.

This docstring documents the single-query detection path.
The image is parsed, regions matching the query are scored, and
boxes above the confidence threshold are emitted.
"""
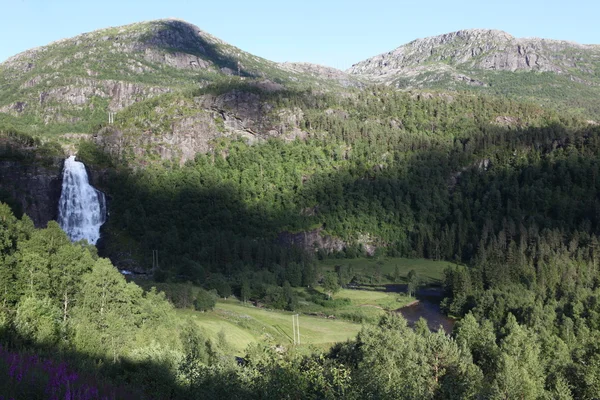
[348,29,600,117]
[91,86,309,164]
[0,159,63,227]
[348,29,600,80]
[276,227,377,256]
[277,228,346,254]
[0,19,357,136]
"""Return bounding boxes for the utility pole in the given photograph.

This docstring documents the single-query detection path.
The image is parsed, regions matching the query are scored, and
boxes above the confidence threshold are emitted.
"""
[296,314,300,345]
[292,314,300,345]
[152,250,159,270]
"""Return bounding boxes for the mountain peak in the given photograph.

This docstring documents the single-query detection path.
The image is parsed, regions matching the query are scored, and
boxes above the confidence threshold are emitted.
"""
[1,18,229,71]
[347,29,600,80]
[408,28,514,45]
[345,29,600,117]
[0,18,364,140]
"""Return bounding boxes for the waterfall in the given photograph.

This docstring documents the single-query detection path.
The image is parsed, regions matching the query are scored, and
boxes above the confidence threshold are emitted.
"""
[58,156,106,245]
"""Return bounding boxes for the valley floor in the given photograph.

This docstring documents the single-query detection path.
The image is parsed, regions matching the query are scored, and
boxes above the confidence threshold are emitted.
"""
[179,300,363,354]
[181,256,452,354]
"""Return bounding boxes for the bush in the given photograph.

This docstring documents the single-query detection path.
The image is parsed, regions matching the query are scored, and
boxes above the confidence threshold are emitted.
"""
[14,296,61,346]
[338,310,380,324]
[77,140,114,168]
[312,297,352,309]
[194,289,216,312]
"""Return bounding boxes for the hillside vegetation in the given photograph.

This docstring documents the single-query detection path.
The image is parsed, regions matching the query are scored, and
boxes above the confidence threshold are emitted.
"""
[348,29,600,118]
[3,20,600,399]
[0,19,358,137]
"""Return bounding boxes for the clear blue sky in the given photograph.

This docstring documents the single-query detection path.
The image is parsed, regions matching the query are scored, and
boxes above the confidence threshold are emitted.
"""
[1,0,598,70]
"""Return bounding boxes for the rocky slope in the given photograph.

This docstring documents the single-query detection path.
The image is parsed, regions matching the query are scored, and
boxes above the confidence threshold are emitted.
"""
[91,87,310,164]
[348,29,600,117]
[0,158,63,227]
[0,19,358,140]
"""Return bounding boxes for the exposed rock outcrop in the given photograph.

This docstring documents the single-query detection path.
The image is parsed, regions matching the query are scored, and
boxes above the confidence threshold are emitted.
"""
[0,159,63,227]
[93,89,310,164]
[277,227,346,254]
[276,227,378,256]
[348,29,600,79]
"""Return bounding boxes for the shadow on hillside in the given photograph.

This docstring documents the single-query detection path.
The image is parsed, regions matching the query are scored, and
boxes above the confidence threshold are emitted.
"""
[4,120,600,399]
[149,20,256,78]
[88,119,600,282]
[0,329,183,399]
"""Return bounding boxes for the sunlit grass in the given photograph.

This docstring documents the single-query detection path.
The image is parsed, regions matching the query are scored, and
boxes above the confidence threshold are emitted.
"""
[330,287,413,309]
[178,300,363,355]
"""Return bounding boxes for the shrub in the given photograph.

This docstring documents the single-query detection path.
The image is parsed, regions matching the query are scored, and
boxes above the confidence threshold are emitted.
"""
[194,289,216,312]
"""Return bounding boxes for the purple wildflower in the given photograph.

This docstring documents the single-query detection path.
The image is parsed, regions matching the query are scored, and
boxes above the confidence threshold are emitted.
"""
[1,347,144,399]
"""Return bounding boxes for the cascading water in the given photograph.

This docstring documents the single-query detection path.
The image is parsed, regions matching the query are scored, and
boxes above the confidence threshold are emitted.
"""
[58,156,106,245]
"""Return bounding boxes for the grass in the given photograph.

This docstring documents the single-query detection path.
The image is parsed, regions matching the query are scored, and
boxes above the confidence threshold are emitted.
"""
[319,256,454,285]
[325,287,412,309]
[178,307,259,353]
[294,285,415,324]
[151,257,452,354]
[178,299,363,355]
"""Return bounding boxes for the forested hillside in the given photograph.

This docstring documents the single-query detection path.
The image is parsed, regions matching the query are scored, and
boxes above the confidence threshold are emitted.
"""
[2,202,600,398]
[3,19,600,399]
[83,83,599,284]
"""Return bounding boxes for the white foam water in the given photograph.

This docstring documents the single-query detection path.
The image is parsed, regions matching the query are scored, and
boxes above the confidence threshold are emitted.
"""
[58,156,106,245]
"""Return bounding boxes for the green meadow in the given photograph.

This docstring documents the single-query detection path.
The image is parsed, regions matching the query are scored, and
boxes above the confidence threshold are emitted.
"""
[173,257,453,354]
[179,300,363,354]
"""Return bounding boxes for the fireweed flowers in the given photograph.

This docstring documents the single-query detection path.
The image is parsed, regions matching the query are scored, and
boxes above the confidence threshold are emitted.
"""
[0,345,137,399]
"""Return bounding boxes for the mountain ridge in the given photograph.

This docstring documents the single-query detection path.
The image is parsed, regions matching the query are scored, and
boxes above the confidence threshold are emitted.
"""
[348,28,600,76]
[0,18,357,90]
[1,20,599,144]
[347,28,600,117]
[0,18,359,142]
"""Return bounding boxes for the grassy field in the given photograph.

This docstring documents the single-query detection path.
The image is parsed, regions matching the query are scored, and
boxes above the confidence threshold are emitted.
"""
[319,256,455,285]
[179,300,363,355]
[174,285,413,355]
[294,285,414,323]
[169,257,452,355]
[324,287,411,309]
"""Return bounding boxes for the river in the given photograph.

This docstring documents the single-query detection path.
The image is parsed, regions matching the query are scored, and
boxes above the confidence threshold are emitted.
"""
[387,284,455,333]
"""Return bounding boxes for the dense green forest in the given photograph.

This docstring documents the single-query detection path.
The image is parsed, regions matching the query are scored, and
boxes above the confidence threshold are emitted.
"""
[84,85,598,285]
[4,78,600,398]
[2,201,600,398]
[3,15,600,398]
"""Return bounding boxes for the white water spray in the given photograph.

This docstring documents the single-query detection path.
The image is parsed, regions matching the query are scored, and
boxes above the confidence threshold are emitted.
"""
[58,156,106,245]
